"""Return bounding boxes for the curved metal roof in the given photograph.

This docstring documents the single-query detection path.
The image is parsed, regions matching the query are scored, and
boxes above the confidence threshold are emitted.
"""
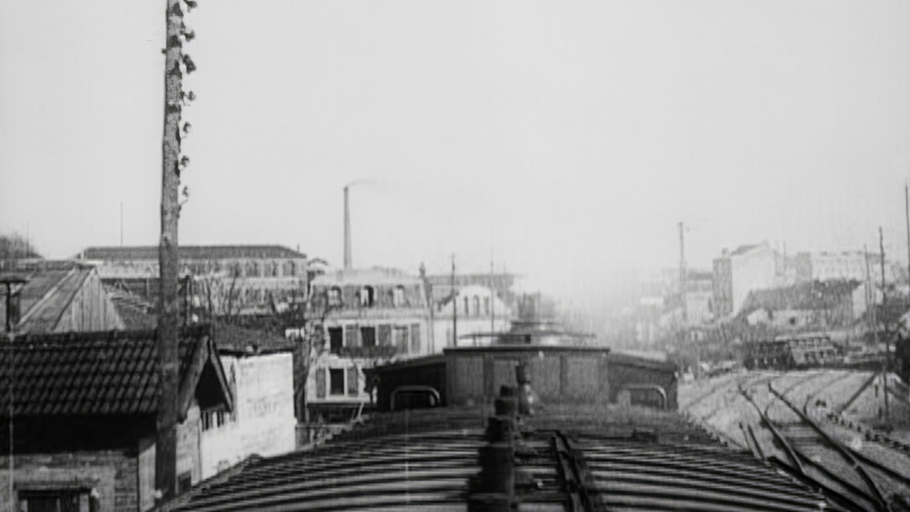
[164,404,840,512]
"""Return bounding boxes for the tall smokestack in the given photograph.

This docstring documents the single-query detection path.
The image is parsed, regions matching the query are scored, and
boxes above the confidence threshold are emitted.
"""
[344,186,352,270]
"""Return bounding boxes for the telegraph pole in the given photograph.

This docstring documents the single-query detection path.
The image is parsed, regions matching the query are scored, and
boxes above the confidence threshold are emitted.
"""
[905,184,910,287]
[157,0,192,501]
[879,228,890,425]
[451,255,457,347]
[490,250,495,337]
[678,222,687,325]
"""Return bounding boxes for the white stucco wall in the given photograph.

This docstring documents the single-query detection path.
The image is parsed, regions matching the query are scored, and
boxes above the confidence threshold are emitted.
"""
[200,353,296,479]
[731,248,778,314]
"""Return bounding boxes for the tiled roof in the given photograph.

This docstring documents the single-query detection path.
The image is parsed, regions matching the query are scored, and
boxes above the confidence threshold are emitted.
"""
[0,326,230,417]
[80,245,306,261]
[164,404,837,512]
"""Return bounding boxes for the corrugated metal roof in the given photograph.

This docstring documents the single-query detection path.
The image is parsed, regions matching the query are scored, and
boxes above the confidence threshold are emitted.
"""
[165,404,839,512]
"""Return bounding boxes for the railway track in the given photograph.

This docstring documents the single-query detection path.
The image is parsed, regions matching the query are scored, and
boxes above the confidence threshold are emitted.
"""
[738,379,910,512]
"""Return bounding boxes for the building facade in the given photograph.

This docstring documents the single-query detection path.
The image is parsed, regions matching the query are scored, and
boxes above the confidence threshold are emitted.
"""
[793,251,895,284]
[79,245,308,317]
[0,328,233,512]
[198,325,297,479]
[433,284,512,347]
[713,243,786,317]
[306,268,431,422]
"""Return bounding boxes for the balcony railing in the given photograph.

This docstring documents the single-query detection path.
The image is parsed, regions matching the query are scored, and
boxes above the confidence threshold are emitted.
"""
[336,345,399,359]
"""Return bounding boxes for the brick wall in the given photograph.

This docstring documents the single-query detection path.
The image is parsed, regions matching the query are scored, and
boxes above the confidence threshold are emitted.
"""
[0,450,137,512]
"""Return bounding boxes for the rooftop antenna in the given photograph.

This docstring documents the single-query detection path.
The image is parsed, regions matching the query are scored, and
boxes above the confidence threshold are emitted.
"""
[343,186,352,270]
[451,254,457,347]
[490,247,495,338]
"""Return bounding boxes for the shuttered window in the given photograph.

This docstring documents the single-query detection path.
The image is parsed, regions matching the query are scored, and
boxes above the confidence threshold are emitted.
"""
[345,324,360,347]
[410,324,421,354]
[378,324,392,346]
[394,326,408,354]
[316,368,326,398]
[347,367,360,396]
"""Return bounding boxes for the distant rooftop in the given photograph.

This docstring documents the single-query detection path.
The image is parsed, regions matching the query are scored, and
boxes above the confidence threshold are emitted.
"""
[0,263,120,333]
[312,267,424,286]
[0,325,230,417]
[79,245,306,261]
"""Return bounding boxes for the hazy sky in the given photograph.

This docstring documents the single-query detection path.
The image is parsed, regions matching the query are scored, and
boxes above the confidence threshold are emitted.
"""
[2,1,909,299]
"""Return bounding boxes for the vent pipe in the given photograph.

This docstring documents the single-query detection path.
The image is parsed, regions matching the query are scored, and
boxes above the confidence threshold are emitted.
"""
[343,186,352,270]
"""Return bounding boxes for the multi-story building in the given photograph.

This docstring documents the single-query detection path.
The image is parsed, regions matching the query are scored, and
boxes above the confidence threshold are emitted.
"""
[793,251,894,284]
[433,284,512,347]
[425,272,517,311]
[79,245,308,317]
[713,243,787,317]
[306,268,431,422]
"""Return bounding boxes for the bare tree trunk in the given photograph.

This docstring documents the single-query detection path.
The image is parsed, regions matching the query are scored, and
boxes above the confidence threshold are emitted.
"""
[156,0,183,501]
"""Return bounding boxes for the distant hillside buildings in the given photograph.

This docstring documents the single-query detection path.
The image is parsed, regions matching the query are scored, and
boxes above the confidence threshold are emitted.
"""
[633,241,906,345]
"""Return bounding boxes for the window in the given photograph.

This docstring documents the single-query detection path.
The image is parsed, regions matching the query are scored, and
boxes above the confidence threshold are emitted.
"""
[328,286,343,307]
[409,324,421,354]
[484,297,490,315]
[329,369,345,395]
[329,327,344,354]
[201,409,227,431]
[394,326,409,353]
[473,296,480,316]
[393,286,406,307]
[360,286,375,307]
[347,367,360,396]
[18,490,92,512]
[360,326,376,347]
[316,369,326,398]
[178,472,193,493]
[464,297,470,316]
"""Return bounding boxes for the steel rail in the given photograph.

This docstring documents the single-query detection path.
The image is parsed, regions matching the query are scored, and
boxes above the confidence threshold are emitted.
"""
[738,387,874,512]
[553,431,606,512]
[769,384,891,512]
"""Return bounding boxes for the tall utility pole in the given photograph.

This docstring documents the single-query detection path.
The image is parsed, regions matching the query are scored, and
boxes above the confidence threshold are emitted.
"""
[490,253,495,337]
[905,184,910,287]
[451,255,457,347]
[879,227,890,425]
[157,0,188,501]
[678,222,687,325]
[343,186,352,270]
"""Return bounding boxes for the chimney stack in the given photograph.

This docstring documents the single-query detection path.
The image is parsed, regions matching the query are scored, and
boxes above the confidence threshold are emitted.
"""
[343,186,352,270]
